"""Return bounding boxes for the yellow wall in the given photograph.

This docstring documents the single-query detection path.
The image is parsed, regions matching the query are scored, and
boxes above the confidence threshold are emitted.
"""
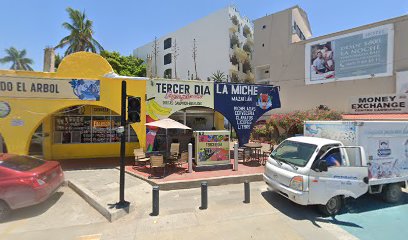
[0,52,146,160]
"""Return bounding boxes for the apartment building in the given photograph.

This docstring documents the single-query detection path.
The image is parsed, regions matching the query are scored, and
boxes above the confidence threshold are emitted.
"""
[133,6,254,83]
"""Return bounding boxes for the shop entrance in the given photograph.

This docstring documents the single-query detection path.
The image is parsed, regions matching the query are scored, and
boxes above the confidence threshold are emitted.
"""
[153,107,229,154]
[0,134,6,153]
[28,125,44,157]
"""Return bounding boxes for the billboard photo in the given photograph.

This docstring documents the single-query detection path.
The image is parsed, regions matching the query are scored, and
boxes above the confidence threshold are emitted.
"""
[305,24,394,84]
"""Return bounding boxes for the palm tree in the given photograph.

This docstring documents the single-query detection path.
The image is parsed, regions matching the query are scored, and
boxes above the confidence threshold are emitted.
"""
[55,7,104,56]
[0,47,34,71]
[211,70,226,82]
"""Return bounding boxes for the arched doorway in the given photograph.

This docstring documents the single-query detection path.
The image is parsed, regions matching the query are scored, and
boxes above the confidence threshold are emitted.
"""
[0,134,7,153]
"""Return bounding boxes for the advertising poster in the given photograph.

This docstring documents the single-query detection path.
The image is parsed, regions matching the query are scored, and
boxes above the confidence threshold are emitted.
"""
[396,71,408,95]
[305,24,394,84]
[145,79,214,151]
[195,131,230,166]
[304,122,357,146]
[0,76,100,100]
[348,94,408,114]
[366,137,408,179]
[214,83,281,146]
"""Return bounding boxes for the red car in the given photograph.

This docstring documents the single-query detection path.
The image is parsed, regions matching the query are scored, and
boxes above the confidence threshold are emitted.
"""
[0,154,65,221]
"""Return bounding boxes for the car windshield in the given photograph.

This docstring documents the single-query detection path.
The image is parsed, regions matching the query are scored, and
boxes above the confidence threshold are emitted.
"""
[271,140,317,167]
[0,155,45,171]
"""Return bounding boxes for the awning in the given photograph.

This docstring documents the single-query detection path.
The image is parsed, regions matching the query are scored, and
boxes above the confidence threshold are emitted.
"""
[342,114,408,120]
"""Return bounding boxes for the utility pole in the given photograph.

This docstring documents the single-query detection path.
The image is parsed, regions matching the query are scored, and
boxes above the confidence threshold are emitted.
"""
[152,37,159,78]
[172,38,179,79]
[192,38,198,80]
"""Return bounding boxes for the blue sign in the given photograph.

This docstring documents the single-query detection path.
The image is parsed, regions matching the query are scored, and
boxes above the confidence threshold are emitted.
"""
[214,83,281,146]
[69,79,100,101]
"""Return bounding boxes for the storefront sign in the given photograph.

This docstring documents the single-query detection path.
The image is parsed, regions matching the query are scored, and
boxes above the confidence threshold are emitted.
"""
[92,120,113,128]
[195,131,230,166]
[305,24,394,85]
[214,83,281,146]
[0,101,10,118]
[0,76,100,100]
[348,94,408,114]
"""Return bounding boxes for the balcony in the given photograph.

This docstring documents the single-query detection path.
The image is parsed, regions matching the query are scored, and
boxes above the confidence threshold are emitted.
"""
[233,46,248,63]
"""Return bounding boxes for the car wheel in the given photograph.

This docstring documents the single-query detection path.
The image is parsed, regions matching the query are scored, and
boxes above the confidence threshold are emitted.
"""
[318,196,343,216]
[382,183,402,203]
[0,200,11,222]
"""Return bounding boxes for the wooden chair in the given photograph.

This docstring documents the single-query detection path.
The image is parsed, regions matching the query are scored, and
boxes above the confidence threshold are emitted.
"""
[261,144,274,165]
[149,155,167,178]
[133,148,150,166]
[169,143,180,160]
[177,151,189,168]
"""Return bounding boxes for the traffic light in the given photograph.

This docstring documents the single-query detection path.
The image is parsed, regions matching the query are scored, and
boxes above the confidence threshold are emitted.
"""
[128,96,140,123]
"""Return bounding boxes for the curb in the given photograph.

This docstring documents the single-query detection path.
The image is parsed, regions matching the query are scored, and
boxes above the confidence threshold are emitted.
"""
[67,180,134,222]
[124,168,263,190]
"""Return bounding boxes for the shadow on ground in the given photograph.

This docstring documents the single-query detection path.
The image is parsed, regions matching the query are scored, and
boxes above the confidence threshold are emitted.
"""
[261,191,363,229]
[3,191,64,223]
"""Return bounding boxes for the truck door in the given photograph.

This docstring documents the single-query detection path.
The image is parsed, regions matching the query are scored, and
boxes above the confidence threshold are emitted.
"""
[308,146,369,205]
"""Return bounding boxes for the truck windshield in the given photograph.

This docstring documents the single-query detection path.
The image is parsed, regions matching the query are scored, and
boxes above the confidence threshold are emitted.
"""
[271,140,317,167]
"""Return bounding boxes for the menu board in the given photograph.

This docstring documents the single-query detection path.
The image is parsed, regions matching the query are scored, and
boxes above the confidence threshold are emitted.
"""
[194,130,230,166]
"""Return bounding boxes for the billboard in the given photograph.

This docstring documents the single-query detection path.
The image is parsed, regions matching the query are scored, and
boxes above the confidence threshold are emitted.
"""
[0,76,100,100]
[195,130,230,166]
[305,24,394,85]
[348,94,408,114]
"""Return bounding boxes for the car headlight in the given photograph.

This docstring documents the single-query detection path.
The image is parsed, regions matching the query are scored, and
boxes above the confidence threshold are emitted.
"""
[289,176,303,191]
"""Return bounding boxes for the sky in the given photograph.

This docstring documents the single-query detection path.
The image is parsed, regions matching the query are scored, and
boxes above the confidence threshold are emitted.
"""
[0,0,407,71]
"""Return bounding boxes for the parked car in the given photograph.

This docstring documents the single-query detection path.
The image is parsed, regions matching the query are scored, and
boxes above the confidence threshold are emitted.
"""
[0,154,65,221]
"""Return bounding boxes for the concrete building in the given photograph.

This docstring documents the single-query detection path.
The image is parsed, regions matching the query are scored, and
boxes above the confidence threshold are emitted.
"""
[133,6,254,83]
[253,6,408,117]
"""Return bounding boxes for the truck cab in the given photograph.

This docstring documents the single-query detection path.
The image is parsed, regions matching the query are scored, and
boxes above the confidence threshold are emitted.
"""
[263,136,369,215]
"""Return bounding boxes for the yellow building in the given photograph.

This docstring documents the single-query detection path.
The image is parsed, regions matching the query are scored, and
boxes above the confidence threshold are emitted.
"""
[0,52,146,160]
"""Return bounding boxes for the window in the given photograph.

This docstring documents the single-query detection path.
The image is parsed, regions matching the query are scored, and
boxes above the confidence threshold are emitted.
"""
[164,53,172,65]
[262,43,265,47]
[271,140,317,167]
[53,106,138,144]
[293,22,306,40]
[262,25,266,29]
[164,38,172,50]
[164,69,172,78]
[0,155,45,171]
[264,70,269,74]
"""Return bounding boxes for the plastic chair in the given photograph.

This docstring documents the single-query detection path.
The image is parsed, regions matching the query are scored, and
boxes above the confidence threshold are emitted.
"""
[133,148,150,166]
[149,155,167,178]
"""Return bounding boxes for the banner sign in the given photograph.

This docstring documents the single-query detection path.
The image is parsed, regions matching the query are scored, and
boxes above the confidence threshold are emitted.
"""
[194,130,230,166]
[305,24,394,85]
[348,94,408,114]
[0,76,100,100]
[145,79,214,151]
[214,83,281,146]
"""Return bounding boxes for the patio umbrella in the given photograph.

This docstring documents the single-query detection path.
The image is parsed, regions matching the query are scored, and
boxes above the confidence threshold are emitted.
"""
[145,118,191,156]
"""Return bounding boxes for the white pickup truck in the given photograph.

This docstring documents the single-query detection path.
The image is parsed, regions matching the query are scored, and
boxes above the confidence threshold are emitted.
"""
[263,121,408,216]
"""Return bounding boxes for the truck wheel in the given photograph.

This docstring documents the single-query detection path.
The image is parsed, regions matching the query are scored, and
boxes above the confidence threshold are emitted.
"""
[318,196,343,216]
[0,200,11,222]
[382,183,402,203]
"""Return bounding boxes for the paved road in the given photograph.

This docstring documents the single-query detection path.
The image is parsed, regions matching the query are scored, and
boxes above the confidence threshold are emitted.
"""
[0,180,355,240]
[326,190,408,240]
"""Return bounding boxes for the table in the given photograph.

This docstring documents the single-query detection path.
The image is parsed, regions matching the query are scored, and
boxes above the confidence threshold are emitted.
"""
[243,143,262,163]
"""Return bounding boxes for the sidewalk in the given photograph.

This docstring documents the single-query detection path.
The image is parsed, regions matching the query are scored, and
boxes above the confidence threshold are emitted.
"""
[64,169,152,222]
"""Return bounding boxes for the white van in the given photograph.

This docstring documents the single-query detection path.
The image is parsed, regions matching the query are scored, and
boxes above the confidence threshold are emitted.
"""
[264,136,371,215]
